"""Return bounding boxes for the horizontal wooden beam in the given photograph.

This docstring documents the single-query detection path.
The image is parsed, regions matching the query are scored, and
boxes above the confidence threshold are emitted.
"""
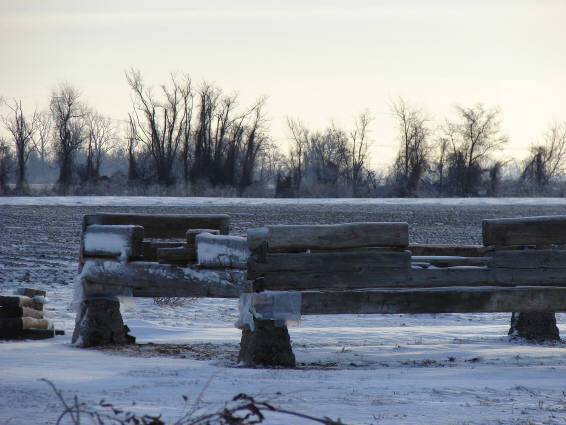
[409,244,486,257]
[255,268,410,291]
[411,256,489,268]
[483,215,566,247]
[81,260,249,298]
[84,213,230,239]
[301,287,566,315]
[248,222,408,252]
[256,265,566,291]
[157,247,196,264]
[488,249,566,269]
[248,250,410,280]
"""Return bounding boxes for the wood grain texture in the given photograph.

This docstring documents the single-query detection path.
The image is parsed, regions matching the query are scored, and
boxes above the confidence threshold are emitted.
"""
[247,222,409,252]
[248,250,410,280]
[482,215,566,246]
[81,260,247,298]
[301,287,566,315]
[83,213,230,239]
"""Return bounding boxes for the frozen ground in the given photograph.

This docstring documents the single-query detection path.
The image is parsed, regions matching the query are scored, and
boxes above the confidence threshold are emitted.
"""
[1,197,566,424]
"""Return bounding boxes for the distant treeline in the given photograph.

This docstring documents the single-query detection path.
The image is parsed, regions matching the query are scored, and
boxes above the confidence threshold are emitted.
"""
[1,70,565,197]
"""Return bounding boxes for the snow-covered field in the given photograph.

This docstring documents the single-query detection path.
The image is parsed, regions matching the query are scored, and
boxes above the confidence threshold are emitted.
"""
[2,197,566,425]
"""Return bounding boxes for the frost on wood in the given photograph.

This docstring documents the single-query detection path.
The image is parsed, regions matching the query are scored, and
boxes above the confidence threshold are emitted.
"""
[196,232,250,269]
[82,224,143,261]
[237,291,302,331]
[79,259,248,298]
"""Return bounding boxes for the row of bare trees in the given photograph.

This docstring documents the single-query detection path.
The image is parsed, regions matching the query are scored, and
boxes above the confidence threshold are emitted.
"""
[388,98,566,197]
[278,111,374,197]
[0,84,115,194]
[125,69,269,195]
[1,78,566,197]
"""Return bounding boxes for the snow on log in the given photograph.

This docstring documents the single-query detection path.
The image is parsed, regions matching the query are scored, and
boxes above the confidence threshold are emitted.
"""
[83,213,230,238]
[83,224,144,260]
[482,215,566,247]
[80,259,249,298]
[196,233,249,269]
[247,222,409,252]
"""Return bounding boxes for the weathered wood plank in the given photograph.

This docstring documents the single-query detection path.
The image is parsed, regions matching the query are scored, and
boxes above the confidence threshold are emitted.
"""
[248,251,410,280]
[489,250,566,269]
[256,265,566,291]
[247,222,409,252]
[157,247,196,264]
[84,213,230,238]
[81,260,247,298]
[83,225,144,260]
[483,215,566,247]
[187,229,220,245]
[301,287,566,315]
[255,268,410,291]
[411,256,489,268]
[141,241,185,261]
[409,244,486,257]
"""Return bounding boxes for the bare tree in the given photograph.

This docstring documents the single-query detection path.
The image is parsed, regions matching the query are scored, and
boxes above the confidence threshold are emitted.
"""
[390,98,430,196]
[126,69,194,186]
[1,99,39,193]
[0,137,12,194]
[521,122,566,190]
[34,110,52,176]
[191,82,219,183]
[82,110,114,181]
[126,114,140,183]
[50,83,86,192]
[455,104,508,169]
[437,104,508,196]
[286,118,309,191]
[239,96,269,194]
[349,110,373,196]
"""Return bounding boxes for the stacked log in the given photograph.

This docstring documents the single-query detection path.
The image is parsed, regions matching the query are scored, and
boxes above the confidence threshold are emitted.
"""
[482,216,565,342]
[0,288,55,340]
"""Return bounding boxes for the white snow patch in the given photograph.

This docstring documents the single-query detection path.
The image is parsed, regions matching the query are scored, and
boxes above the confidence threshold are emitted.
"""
[196,233,249,269]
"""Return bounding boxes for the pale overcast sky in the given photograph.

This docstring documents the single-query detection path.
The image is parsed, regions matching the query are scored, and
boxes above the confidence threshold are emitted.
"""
[1,0,565,167]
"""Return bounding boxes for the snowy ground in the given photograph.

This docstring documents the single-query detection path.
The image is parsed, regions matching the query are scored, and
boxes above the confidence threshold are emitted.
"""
[2,197,566,425]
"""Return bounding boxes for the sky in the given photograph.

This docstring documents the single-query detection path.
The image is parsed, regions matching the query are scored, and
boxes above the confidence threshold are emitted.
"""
[1,0,565,168]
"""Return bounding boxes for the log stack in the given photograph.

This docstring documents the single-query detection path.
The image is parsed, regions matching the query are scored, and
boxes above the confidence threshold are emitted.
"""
[0,288,57,340]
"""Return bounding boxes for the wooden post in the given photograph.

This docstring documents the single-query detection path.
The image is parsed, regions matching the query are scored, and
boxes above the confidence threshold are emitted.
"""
[72,297,135,347]
[238,318,295,368]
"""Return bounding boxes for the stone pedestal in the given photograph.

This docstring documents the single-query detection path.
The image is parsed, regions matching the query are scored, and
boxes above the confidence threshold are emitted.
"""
[238,319,295,367]
[508,312,560,342]
[72,297,135,347]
